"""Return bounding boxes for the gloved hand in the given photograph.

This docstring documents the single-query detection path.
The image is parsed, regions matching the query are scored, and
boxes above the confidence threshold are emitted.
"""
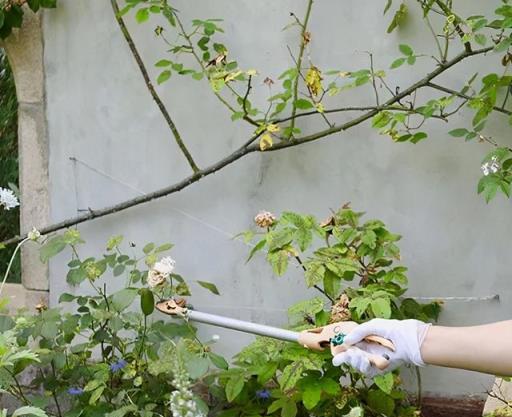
[332,319,431,377]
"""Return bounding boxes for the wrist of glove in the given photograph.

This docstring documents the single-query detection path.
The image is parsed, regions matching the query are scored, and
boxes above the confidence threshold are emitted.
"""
[332,319,431,377]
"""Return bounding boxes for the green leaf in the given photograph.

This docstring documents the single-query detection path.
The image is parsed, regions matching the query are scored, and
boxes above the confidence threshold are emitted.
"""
[12,407,48,417]
[139,288,155,316]
[66,268,87,285]
[323,269,341,300]
[246,238,266,262]
[41,321,58,339]
[474,33,487,46]
[387,3,408,33]
[361,230,377,249]
[281,399,297,417]
[407,55,416,65]
[294,99,314,110]
[449,128,469,137]
[267,229,294,251]
[208,352,228,370]
[135,8,150,23]
[374,372,394,394]
[111,288,138,312]
[367,390,395,415]
[411,132,427,144]
[40,236,67,263]
[40,0,56,7]
[302,383,322,410]
[185,355,209,379]
[267,250,289,276]
[225,376,244,402]
[143,243,155,254]
[399,44,413,56]
[155,243,174,253]
[304,261,325,287]
[155,59,172,67]
[383,0,393,14]
[105,405,137,417]
[89,386,105,405]
[371,298,391,318]
[197,280,220,295]
[390,57,405,69]
[58,293,76,303]
[113,264,125,277]
[255,362,278,384]
[157,70,171,84]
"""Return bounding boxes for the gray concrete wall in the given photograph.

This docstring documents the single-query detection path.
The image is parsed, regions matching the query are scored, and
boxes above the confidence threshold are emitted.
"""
[43,0,509,397]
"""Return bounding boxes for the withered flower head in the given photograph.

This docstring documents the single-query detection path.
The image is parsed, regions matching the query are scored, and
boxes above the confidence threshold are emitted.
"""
[329,294,351,323]
[254,211,276,228]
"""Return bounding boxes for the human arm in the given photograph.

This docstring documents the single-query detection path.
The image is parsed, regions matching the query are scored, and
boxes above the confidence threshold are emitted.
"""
[332,319,512,377]
[420,320,512,376]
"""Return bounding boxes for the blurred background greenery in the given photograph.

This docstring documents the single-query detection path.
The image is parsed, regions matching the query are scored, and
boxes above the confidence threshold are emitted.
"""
[0,49,20,283]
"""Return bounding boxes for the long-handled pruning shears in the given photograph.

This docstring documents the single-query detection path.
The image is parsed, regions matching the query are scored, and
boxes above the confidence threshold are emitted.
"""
[156,299,395,370]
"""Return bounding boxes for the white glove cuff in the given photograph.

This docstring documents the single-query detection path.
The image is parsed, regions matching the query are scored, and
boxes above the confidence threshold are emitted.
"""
[410,321,432,367]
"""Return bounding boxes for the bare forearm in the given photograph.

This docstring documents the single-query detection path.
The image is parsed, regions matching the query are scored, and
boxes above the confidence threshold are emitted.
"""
[420,320,512,376]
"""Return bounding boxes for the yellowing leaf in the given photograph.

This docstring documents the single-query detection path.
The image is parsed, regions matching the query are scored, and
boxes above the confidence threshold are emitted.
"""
[259,133,273,151]
[306,66,323,96]
[315,103,325,113]
[246,69,258,76]
[266,123,280,133]
[224,70,242,83]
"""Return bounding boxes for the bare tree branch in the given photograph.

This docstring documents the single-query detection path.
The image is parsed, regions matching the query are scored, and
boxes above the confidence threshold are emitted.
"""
[0,47,493,248]
[110,0,200,173]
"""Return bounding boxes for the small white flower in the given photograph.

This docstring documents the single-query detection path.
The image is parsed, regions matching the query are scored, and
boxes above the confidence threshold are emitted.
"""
[153,256,176,277]
[27,227,41,242]
[481,156,501,176]
[0,187,19,211]
[147,269,166,288]
[211,334,220,342]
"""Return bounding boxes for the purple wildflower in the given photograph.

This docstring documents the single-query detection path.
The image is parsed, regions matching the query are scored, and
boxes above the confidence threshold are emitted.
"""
[67,387,84,395]
[110,358,128,372]
[256,389,271,400]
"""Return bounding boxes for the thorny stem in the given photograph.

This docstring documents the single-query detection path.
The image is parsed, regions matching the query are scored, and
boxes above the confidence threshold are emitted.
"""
[0,47,494,247]
[51,361,64,417]
[289,0,314,137]
[110,0,200,173]
[294,254,334,303]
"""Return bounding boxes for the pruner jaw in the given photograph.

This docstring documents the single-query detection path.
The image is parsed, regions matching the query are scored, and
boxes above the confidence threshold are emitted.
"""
[155,299,188,317]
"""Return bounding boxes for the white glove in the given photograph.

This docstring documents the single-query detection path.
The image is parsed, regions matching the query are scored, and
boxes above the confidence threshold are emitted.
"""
[332,319,431,377]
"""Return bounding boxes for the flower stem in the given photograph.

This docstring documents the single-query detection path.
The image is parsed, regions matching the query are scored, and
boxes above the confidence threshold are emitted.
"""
[0,237,29,298]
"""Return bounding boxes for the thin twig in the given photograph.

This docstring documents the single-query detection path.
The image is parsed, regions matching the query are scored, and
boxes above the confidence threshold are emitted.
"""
[368,52,380,106]
[110,0,200,173]
[427,82,512,115]
[289,0,314,137]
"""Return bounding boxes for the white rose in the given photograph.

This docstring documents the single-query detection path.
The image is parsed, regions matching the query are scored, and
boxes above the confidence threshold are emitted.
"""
[147,269,166,288]
[153,256,176,277]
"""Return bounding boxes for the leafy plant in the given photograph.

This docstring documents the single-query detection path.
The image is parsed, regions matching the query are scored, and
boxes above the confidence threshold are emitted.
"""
[0,50,20,283]
[0,230,223,417]
[207,206,441,417]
